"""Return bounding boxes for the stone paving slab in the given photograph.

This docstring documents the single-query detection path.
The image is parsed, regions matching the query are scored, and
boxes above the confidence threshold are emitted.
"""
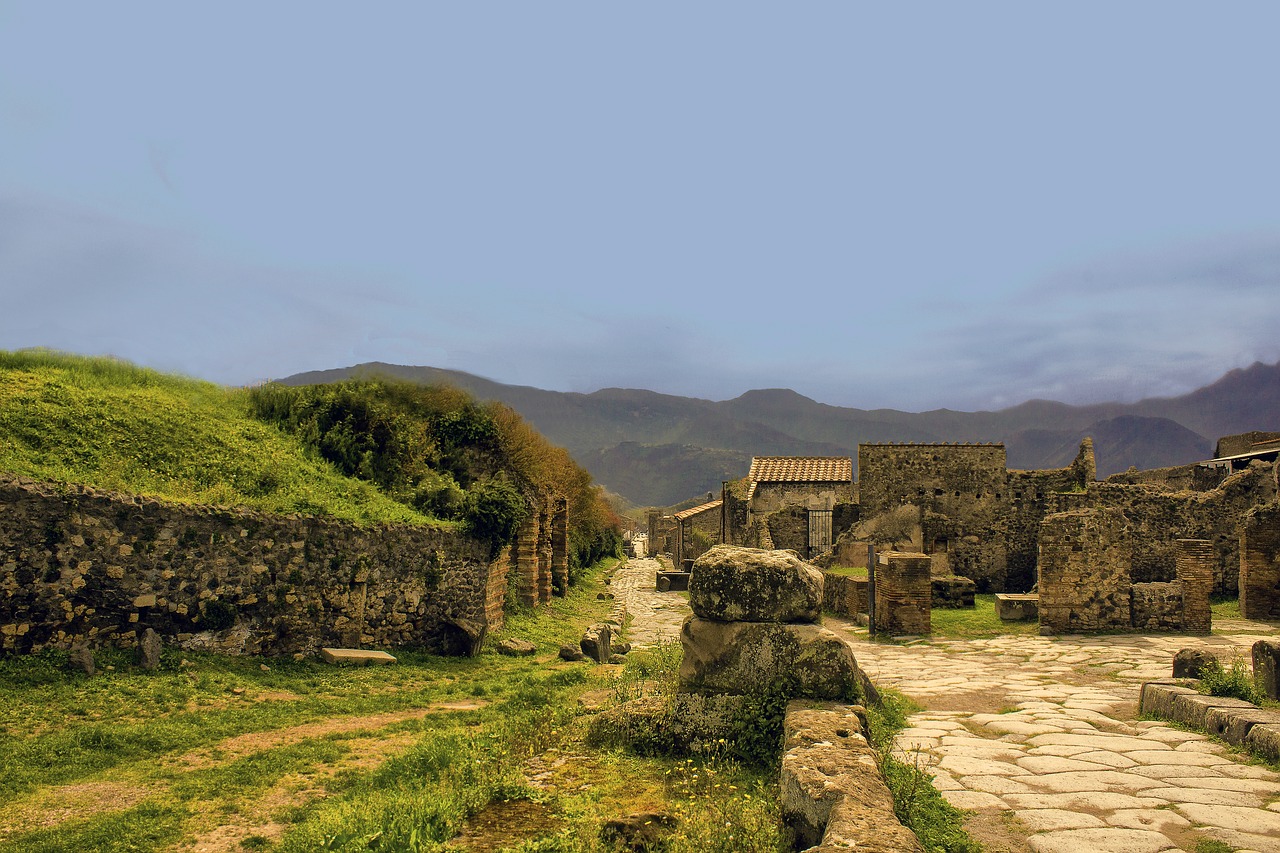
[608,557,690,648]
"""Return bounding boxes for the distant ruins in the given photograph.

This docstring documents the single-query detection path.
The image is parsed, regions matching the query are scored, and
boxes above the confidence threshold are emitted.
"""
[651,429,1280,634]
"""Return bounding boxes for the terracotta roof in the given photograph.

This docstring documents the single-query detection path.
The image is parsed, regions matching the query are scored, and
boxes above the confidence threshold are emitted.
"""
[748,456,852,483]
[673,500,722,521]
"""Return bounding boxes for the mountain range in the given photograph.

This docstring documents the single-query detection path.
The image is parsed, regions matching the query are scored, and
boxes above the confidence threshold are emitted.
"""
[283,361,1280,508]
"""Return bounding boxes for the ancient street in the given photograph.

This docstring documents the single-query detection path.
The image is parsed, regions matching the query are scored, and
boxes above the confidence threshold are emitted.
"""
[612,557,1280,853]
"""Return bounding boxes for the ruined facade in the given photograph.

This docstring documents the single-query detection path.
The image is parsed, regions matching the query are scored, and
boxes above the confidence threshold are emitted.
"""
[671,499,722,569]
[721,457,856,559]
[1241,504,1280,620]
[513,495,570,607]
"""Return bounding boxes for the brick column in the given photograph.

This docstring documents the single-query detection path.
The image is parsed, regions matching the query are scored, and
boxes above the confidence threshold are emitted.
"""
[551,497,569,596]
[1240,505,1280,620]
[1175,538,1213,634]
[874,552,931,636]
[515,514,540,608]
[537,498,553,604]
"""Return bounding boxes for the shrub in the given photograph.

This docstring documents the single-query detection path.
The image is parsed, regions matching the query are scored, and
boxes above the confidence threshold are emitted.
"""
[462,478,528,556]
[1197,656,1264,705]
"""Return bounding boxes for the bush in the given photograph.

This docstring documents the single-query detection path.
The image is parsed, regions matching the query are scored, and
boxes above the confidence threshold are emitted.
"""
[463,479,528,556]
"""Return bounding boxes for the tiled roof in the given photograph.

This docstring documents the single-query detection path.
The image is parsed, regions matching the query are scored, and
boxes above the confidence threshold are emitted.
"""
[748,456,852,483]
[673,500,722,521]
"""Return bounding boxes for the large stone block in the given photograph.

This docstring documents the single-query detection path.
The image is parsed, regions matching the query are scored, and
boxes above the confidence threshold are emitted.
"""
[1204,706,1280,745]
[689,546,822,623]
[1172,647,1219,679]
[995,593,1038,621]
[1244,722,1280,762]
[1167,692,1258,729]
[1253,639,1280,701]
[679,617,861,700]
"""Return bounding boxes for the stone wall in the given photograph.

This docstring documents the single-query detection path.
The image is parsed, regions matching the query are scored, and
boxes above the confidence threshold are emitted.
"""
[0,475,507,656]
[1038,507,1212,634]
[858,443,1008,518]
[874,552,930,636]
[822,573,868,617]
[749,482,854,515]
[1038,508,1132,633]
[1240,504,1280,620]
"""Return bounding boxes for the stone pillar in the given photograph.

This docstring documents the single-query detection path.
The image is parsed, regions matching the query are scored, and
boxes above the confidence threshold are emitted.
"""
[1176,538,1213,634]
[551,497,569,596]
[1037,508,1131,634]
[537,497,553,604]
[515,513,540,608]
[874,552,931,636]
[1240,505,1280,620]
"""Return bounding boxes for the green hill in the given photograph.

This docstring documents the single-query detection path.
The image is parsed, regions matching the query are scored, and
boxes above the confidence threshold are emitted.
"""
[0,350,433,525]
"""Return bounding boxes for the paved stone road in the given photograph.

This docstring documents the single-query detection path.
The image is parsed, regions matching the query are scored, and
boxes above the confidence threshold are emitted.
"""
[830,621,1280,853]
[609,565,1280,852]
[610,557,690,648]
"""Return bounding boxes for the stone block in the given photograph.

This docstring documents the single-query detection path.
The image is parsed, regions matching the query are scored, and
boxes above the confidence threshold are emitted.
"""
[656,571,690,592]
[1172,647,1219,679]
[1138,682,1199,718]
[320,648,397,665]
[68,643,95,676]
[689,546,822,623]
[995,593,1038,621]
[1167,692,1258,729]
[137,627,162,670]
[581,622,612,663]
[496,638,536,656]
[1204,706,1280,745]
[931,575,976,608]
[679,617,862,701]
[1252,639,1280,700]
[1244,722,1280,762]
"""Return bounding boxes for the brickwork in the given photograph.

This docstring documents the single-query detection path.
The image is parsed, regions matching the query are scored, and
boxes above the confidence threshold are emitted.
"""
[1240,504,1280,620]
[1175,538,1213,634]
[874,552,931,636]
[515,513,540,608]
[536,497,553,604]
[551,498,569,596]
[821,573,868,616]
[0,475,501,656]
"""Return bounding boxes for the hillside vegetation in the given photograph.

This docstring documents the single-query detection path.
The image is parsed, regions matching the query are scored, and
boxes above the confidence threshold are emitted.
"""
[0,351,619,566]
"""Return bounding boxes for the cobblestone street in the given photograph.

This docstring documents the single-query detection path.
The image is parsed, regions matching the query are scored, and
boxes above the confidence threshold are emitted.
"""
[611,558,1280,853]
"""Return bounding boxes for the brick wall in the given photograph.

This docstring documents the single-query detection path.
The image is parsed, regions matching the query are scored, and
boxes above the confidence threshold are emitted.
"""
[874,552,931,636]
[1241,504,1280,620]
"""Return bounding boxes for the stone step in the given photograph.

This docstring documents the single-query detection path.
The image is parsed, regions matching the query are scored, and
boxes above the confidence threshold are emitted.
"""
[320,648,397,666]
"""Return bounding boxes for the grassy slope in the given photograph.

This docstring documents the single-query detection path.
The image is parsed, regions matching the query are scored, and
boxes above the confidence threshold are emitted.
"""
[0,351,433,526]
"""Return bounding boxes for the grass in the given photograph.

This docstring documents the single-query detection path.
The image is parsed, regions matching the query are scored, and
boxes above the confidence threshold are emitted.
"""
[824,565,868,578]
[0,557,791,852]
[0,349,436,525]
[928,594,1039,639]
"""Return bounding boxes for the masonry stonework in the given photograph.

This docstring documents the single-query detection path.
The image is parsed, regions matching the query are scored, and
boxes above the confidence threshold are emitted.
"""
[0,475,505,656]
[1240,504,1280,620]
[1038,508,1131,633]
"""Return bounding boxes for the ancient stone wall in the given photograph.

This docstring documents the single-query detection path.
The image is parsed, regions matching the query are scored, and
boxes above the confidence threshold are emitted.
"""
[1240,504,1280,620]
[858,443,1008,518]
[874,552,930,635]
[749,482,853,515]
[1103,464,1228,493]
[1130,582,1184,630]
[1176,538,1213,634]
[1038,508,1132,633]
[0,475,506,656]
[765,506,809,555]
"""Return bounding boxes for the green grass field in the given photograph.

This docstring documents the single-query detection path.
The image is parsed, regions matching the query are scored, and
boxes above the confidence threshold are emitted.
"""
[0,350,435,525]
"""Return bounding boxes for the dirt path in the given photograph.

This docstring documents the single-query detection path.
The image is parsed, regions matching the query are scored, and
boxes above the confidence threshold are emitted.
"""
[829,618,1280,853]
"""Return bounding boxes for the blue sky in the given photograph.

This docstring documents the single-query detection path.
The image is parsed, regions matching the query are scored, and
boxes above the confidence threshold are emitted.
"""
[3,2,1278,411]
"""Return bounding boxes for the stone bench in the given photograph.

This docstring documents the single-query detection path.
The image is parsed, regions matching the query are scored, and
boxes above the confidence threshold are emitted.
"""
[995,593,1038,621]
[320,648,397,666]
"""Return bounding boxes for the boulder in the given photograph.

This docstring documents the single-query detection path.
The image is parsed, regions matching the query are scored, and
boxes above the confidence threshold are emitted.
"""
[689,546,822,623]
[679,617,862,701]
[496,638,536,657]
[1253,639,1280,700]
[138,628,162,670]
[558,644,586,662]
[68,643,95,677]
[1173,647,1220,679]
[581,622,612,663]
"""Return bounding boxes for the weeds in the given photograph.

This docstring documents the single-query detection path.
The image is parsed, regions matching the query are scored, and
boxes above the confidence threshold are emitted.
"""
[1197,655,1264,705]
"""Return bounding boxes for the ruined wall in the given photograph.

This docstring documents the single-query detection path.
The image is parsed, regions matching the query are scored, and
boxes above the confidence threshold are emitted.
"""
[1038,508,1132,633]
[720,485,750,546]
[0,475,504,656]
[1103,464,1228,493]
[1217,432,1280,458]
[1240,504,1280,620]
[874,552,930,636]
[858,444,1008,517]
[1129,582,1184,631]
[675,505,721,568]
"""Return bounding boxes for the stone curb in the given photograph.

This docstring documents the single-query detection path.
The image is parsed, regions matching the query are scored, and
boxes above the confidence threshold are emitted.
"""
[1140,680,1280,762]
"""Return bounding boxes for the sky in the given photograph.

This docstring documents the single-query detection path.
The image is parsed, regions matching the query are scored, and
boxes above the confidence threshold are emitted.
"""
[3,2,1279,412]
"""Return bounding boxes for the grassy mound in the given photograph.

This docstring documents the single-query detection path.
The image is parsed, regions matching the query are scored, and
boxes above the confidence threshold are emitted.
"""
[0,350,434,525]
